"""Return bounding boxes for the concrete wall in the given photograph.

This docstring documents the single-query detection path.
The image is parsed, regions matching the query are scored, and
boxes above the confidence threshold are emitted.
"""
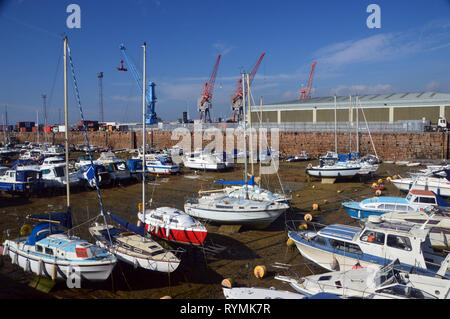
[3,130,449,161]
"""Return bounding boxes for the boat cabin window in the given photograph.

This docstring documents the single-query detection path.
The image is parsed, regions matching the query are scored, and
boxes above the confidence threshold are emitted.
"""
[54,167,65,177]
[9,172,15,178]
[45,247,54,255]
[35,245,43,253]
[418,197,436,204]
[311,235,328,247]
[360,230,385,245]
[386,234,412,251]
[41,169,51,175]
[329,239,363,255]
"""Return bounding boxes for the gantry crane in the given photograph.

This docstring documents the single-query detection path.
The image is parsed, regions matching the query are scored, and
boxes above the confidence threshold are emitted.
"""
[299,62,317,100]
[230,53,265,122]
[198,53,221,123]
[118,44,158,124]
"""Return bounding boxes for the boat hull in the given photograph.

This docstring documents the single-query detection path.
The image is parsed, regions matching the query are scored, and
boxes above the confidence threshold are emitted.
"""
[144,223,207,246]
[306,166,361,178]
[391,178,450,197]
[3,241,116,282]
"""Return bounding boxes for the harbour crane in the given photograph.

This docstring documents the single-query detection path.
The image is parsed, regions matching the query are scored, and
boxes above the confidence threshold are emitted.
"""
[198,53,221,123]
[230,52,265,122]
[299,61,317,100]
[118,44,158,124]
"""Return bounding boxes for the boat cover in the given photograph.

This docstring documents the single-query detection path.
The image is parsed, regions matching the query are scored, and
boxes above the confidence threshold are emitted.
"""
[108,212,145,237]
[27,208,73,229]
[25,222,64,245]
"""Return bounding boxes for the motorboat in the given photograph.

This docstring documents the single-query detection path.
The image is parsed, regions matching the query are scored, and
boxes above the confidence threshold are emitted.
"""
[391,170,450,197]
[285,151,311,162]
[145,155,180,174]
[1,210,117,282]
[19,149,43,162]
[89,212,180,273]
[287,216,450,277]
[0,168,44,195]
[342,189,450,220]
[306,160,362,178]
[40,156,80,188]
[138,206,208,246]
[276,258,450,299]
[95,151,132,183]
[41,145,65,158]
[74,154,94,170]
[213,151,234,169]
[183,150,226,171]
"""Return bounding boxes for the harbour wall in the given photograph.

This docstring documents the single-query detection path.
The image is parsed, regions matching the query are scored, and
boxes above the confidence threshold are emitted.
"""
[3,131,449,161]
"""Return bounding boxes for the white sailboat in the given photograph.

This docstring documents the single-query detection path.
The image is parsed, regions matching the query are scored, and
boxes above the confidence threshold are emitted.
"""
[1,37,117,282]
[89,42,181,272]
[184,73,289,228]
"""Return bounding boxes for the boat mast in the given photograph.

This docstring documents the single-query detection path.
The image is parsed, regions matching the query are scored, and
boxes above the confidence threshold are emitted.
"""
[36,110,39,145]
[142,42,147,218]
[334,95,337,154]
[63,36,70,208]
[355,95,359,154]
[246,73,254,178]
[242,73,248,199]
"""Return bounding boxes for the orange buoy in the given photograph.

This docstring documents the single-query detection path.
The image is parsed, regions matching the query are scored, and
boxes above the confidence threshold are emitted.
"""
[312,203,319,211]
[286,238,295,247]
[254,265,267,279]
[298,222,308,230]
[221,278,234,288]
[375,190,382,196]
[304,213,313,222]
[296,193,300,198]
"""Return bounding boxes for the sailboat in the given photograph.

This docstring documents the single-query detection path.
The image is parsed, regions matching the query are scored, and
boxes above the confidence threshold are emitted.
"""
[1,37,117,282]
[88,43,181,271]
[184,73,289,228]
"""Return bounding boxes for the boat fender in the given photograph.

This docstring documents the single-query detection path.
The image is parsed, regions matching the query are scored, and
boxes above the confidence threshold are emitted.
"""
[254,265,267,279]
[37,260,43,276]
[51,263,57,281]
[304,214,313,222]
[2,243,8,256]
[286,238,295,247]
[155,225,160,234]
[312,203,319,211]
[20,224,32,237]
[375,190,382,196]
[165,227,170,238]
[137,220,142,227]
[133,258,138,269]
[221,278,234,288]
[25,258,31,272]
[331,257,340,271]
[12,250,18,265]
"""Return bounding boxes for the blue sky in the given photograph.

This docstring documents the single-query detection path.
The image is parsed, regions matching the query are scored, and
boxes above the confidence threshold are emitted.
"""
[1,0,450,124]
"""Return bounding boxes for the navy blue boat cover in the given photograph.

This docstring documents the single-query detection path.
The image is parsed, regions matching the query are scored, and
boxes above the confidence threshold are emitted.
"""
[108,212,145,237]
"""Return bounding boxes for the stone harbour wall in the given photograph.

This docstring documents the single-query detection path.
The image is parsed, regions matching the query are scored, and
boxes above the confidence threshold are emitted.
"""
[2,130,449,161]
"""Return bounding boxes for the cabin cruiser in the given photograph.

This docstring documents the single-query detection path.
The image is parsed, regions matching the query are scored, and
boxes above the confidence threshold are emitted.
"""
[391,170,450,197]
[276,258,450,299]
[0,168,43,195]
[19,149,44,162]
[288,216,450,277]
[183,150,226,171]
[95,151,131,183]
[343,189,450,220]
[77,164,111,188]
[285,151,311,162]
[40,156,80,188]
[74,154,94,170]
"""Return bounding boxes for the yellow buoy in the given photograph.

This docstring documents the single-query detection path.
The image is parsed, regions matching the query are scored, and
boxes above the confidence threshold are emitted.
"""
[386,176,392,182]
[221,278,234,288]
[377,178,383,184]
[286,238,295,247]
[20,224,32,237]
[138,202,143,212]
[393,175,398,179]
[312,203,319,211]
[337,190,342,194]
[312,185,316,189]
[304,214,313,222]
[298,222,308,230]
[323,199,328,204]
[254,265,267,279]
[372,182,378,187]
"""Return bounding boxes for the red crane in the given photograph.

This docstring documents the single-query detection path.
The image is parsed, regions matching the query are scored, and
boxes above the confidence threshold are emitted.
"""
[231,53,265,121]
[116,59,127,72]
[198,53,221,122]
[299,61,317,100]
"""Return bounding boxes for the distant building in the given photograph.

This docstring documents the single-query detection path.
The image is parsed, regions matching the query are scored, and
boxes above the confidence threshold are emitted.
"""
[251,92,450,125]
